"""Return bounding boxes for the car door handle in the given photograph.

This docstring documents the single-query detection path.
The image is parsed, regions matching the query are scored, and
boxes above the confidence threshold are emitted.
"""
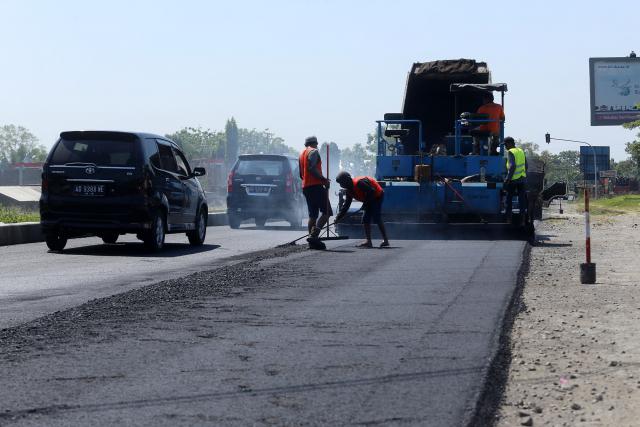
[165,177,171,182]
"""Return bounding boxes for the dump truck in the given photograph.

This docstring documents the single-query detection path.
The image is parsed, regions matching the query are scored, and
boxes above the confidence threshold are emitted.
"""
[337,59,544,240]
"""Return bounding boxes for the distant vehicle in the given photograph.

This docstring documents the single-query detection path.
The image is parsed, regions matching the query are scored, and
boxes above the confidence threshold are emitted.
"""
[226,154,305,229]
[40,131,208,252]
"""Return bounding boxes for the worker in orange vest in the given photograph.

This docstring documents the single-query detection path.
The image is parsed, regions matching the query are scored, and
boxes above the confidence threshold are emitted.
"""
[335,171,390,248]
[299,136,332,248]
[470,92,505,155]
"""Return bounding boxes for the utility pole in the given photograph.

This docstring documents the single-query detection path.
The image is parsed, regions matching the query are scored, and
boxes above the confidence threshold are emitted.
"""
[545,134,598,199]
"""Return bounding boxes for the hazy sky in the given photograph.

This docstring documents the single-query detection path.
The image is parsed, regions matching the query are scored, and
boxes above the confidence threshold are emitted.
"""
[1,0,638,160]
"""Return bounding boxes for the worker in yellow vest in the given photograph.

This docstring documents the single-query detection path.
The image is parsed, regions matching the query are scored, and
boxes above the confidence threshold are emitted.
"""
[504,137,528,223]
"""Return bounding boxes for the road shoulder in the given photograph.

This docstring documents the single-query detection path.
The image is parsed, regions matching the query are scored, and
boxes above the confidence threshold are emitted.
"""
[497,204,640,426]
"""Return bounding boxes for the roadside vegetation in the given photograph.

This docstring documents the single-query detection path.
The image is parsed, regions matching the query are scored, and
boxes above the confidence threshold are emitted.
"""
[575,194,640,216]
[0,206,40,223]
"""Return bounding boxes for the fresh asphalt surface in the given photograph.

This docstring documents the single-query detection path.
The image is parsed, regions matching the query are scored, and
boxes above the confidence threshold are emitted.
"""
[0,221,317,329]
[0,224,526,426]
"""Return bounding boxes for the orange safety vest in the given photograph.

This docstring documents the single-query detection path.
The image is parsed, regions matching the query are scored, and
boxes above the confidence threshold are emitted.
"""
[299,147,324,188]
[477,102,505,134]
[351,176,383,202]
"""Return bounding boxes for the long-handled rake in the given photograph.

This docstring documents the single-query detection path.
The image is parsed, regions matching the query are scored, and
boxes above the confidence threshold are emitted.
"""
[277,208,361,247]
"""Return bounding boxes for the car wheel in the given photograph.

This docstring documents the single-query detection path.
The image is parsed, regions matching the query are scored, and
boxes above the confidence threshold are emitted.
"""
[228,214,241,229]
[254,216,266,228]
[144,210,166,251]
[101,233,119,244]
[187,209,207,246]
[45,233,67,252]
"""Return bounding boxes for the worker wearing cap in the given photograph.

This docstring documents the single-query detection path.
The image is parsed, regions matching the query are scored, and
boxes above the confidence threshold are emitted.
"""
[299,136,332,245]
[504,136,528,223]
[335,171,390,248]
[471,92,505,155]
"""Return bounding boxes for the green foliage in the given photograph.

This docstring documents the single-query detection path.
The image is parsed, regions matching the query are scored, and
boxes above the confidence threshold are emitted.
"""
[340,142,375,176]
[166,121,296,166]
[336,130,379,176]
[224,117,239,170]
[518,141,542,163]
[624,139,640,173]
[237,128,296,156]
[620,104,640,178]
[0,125,48,167]
[622,103,640,130]
[516,139,581,188]
[165,127,225,162]
[0,206,39,223]
[612,159,636,178]
[578,195,640,216]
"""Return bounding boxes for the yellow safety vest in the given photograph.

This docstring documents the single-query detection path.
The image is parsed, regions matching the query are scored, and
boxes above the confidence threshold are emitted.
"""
[507,147,527,180]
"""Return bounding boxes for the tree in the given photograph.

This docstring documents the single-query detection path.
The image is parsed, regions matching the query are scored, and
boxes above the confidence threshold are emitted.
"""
[517,141,542,164]
[224,118,239,171]
[622,103,640,131]
[613,159,637,178]
[621,103,640,177]
[515,139,582,188]
[237,128,296,156]
[624,140,640,177]
[0,125,48,167]
[340,143,375,176]
[165,127,225,161]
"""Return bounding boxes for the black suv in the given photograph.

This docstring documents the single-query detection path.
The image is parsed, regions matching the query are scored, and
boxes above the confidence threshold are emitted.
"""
[226,154,305,228]
[40,131,208,251]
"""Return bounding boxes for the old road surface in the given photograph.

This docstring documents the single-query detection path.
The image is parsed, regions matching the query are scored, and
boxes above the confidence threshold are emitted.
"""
[0,223,312,329]
[0,235,526,426]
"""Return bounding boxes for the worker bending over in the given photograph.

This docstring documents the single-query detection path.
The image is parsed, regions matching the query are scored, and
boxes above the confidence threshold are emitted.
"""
[471,92,505,155]
[503,136,528,224]
[335,171,390,248]
[299,136,332,249]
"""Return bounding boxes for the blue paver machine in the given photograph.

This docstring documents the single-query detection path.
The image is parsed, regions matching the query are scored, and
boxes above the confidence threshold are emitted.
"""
[336,59,543,240]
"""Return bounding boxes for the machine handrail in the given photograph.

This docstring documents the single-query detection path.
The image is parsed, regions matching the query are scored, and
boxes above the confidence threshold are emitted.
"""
[454,118,505,156]
[376,119,423,156]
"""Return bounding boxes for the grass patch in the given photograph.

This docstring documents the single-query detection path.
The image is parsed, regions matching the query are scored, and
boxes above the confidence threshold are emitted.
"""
[575,195,640,216]
[0,206,40,224]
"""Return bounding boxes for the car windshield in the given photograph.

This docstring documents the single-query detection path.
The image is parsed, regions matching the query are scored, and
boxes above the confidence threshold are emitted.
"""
[236,159,284,176]
[50,139,138,166]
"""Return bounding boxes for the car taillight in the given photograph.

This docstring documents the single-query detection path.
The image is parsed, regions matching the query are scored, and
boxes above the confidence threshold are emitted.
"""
[285,171,293,193]
[227,171,234,193]
[41,173,48,192]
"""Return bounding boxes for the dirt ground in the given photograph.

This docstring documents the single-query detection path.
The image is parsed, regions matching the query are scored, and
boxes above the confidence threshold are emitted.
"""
[497,201,640,427]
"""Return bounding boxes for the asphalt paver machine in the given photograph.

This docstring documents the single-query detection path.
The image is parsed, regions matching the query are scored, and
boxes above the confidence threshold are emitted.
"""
[337,59,543,240]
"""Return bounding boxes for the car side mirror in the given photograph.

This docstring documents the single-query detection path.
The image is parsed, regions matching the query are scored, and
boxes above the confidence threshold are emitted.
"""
[193,167,206,177]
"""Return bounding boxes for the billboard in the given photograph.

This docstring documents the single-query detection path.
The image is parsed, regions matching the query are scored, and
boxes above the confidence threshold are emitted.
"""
[589,57,640,126]
[580,146,610,181]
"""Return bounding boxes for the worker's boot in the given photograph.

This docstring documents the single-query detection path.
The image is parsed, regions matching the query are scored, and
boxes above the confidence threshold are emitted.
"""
[307,226,326,250]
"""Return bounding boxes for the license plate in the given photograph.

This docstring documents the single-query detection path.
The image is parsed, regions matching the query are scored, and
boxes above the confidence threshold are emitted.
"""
[73,184,106,196]
[247,186,270,194]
